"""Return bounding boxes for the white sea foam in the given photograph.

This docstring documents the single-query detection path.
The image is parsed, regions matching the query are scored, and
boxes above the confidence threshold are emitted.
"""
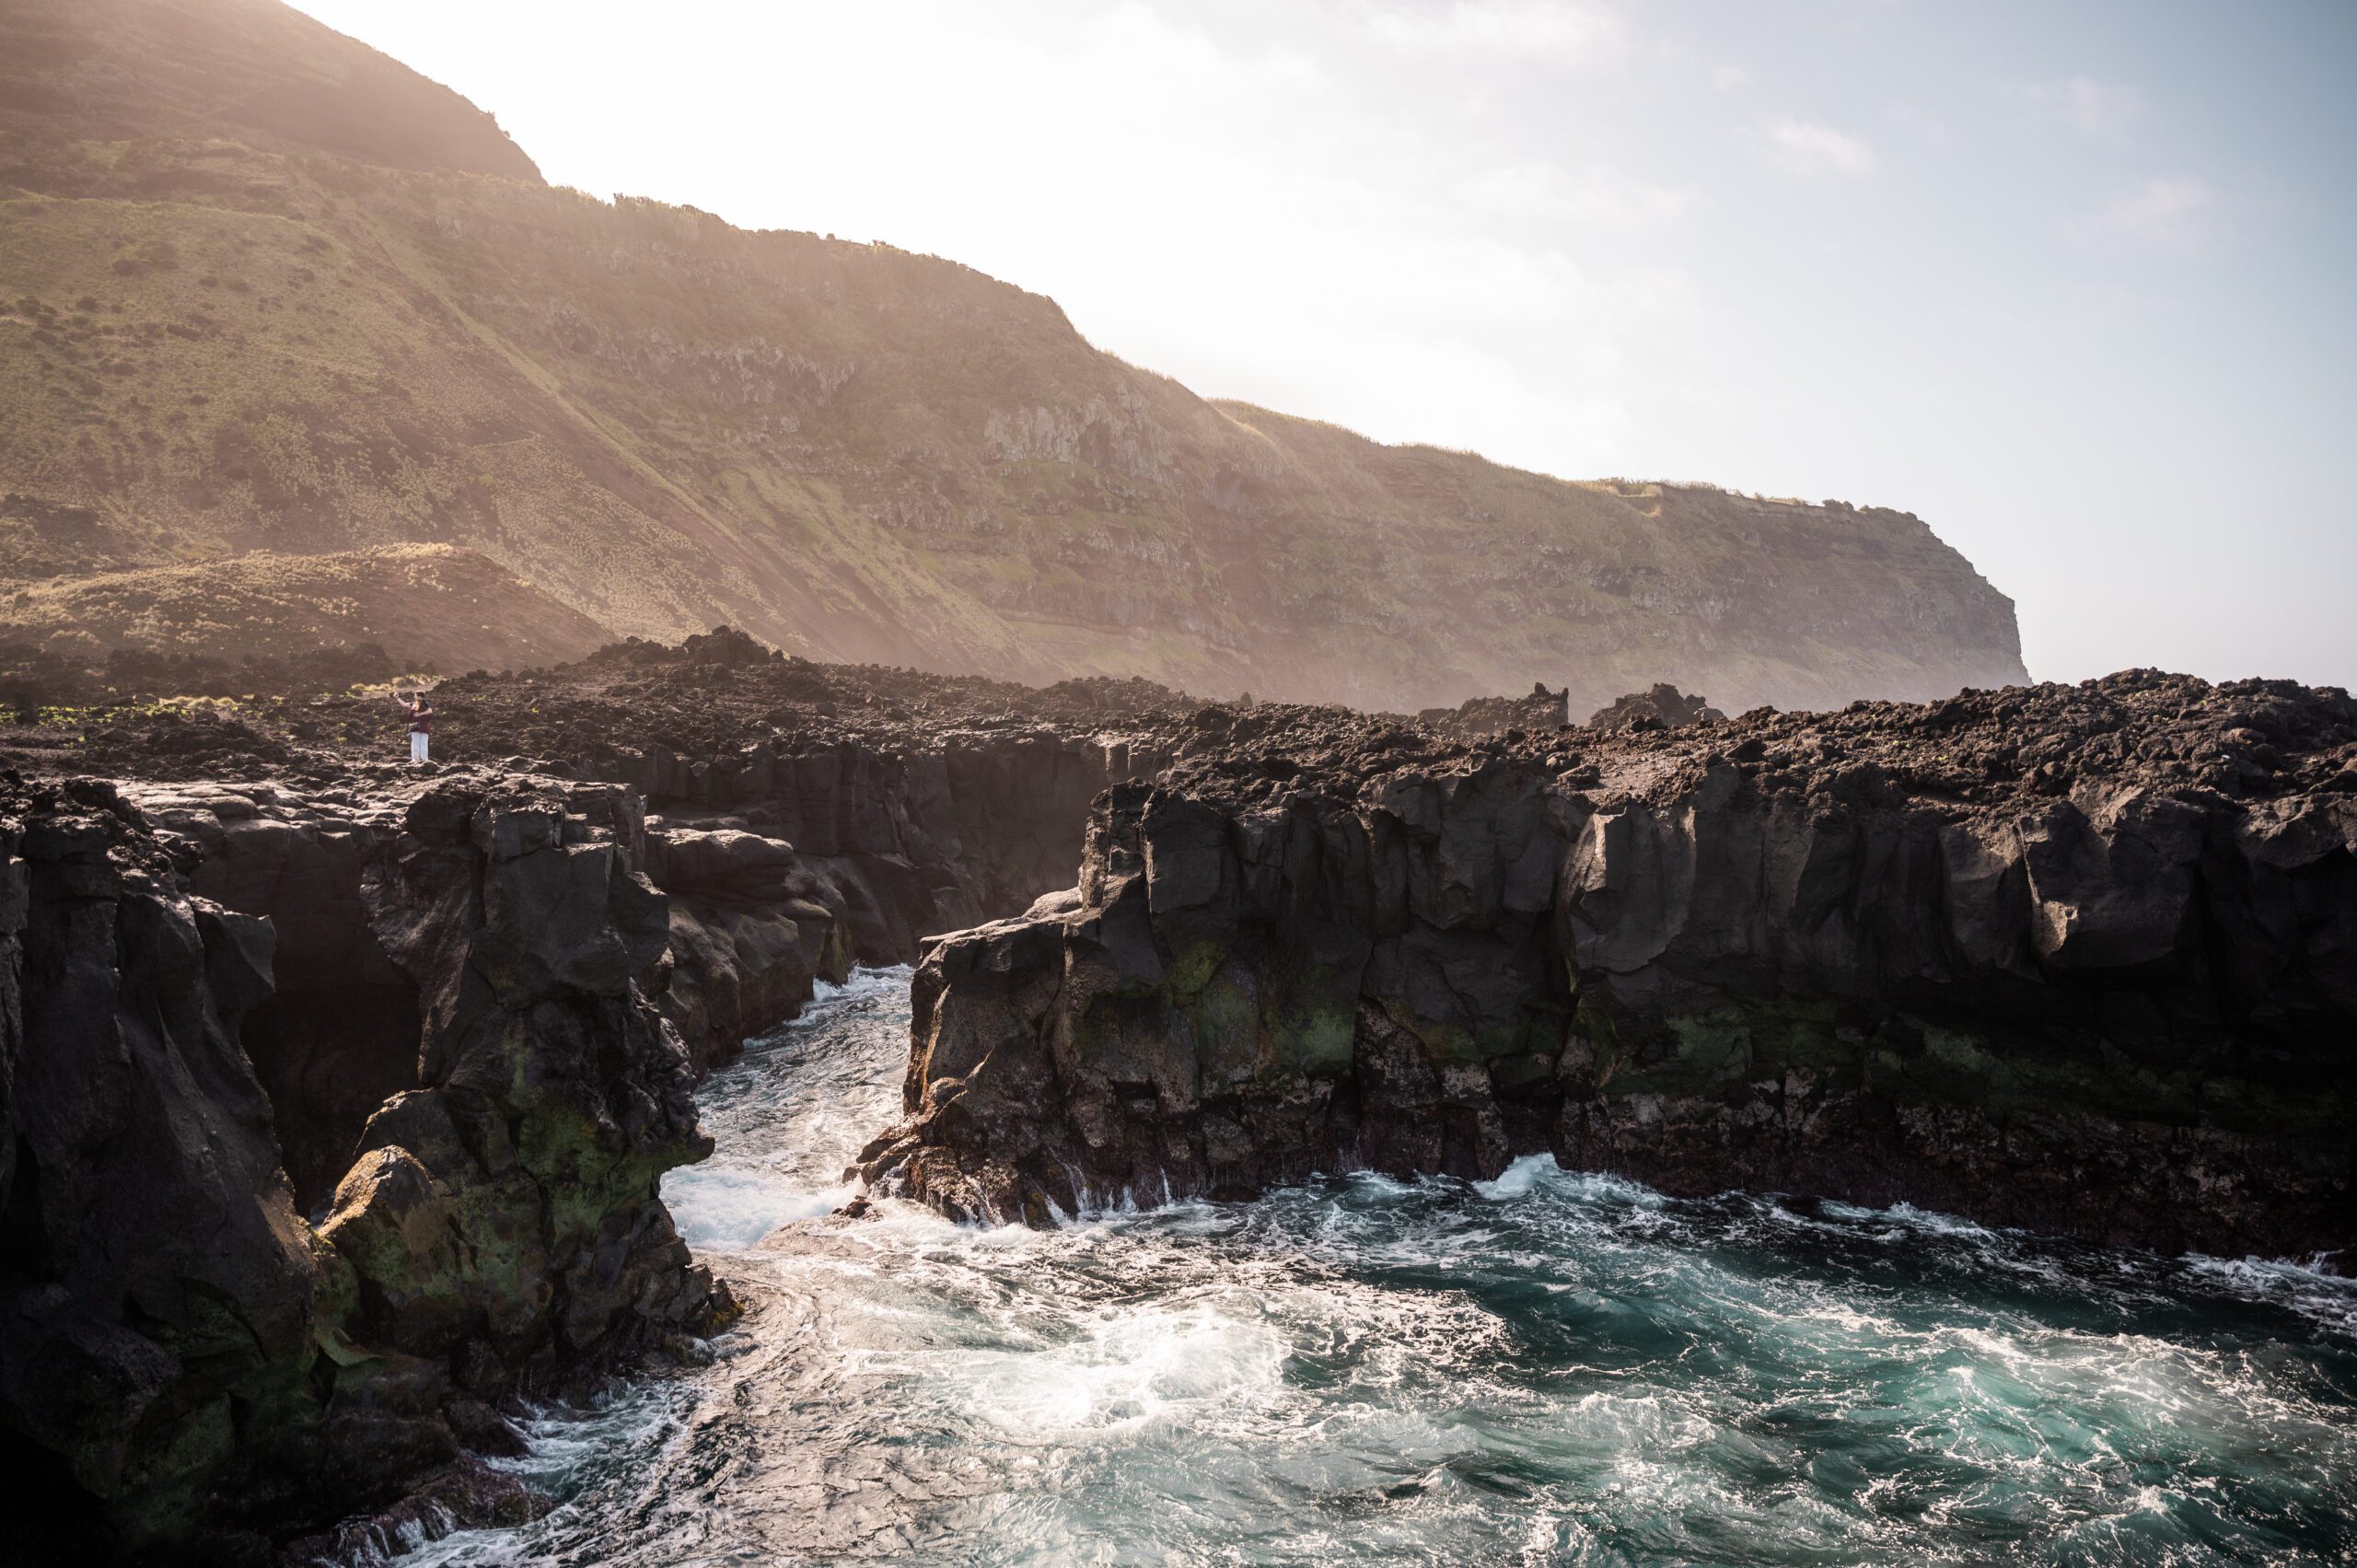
[955,1299,1288,1439]
[2182,1250,2357,1334]
[379,969,2357,1568]
[661,1165,846,1251]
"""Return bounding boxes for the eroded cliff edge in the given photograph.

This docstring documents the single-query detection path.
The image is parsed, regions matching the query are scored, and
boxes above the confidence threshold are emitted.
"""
[861,672,2357,1260]
[0,772,723,1561]
[6,646,2354,1556]
[0,643,1178,1560]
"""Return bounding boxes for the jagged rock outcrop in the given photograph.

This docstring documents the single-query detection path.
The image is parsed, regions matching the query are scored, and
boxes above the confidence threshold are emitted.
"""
[610,720,1170,1072]
[644,822,853,1074]
[580,723,1176,1068]
[861,673,2357,1260]
[1418,682,1570,739]
[1587,683,1726,730]
[0,777,319,1559]
[6,635,2354,1559]
[145,774,719,1359]
[2,771,721,1560]
[7,631,1194,1072]
[0,635,1196,1555]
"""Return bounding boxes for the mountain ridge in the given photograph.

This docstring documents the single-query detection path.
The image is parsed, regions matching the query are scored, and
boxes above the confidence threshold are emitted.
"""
[0,0,2027,714]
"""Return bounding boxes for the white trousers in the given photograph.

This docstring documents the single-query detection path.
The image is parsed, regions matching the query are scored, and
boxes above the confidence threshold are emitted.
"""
[410,731,430,763]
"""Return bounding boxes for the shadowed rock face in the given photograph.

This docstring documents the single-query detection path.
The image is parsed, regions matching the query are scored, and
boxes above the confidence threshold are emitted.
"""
[860,674,2357,1260]
[0,685,1167,1553]
[593,726,1175,1072]
[1,773,720,1558]
[0,779,315,1558]
[6,648,2354,1556]
[145,774,719,1367]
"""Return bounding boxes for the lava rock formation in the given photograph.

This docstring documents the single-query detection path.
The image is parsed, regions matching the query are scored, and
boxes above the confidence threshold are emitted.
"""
[860,672,2357,1261]
[2,772,728,1560]
[4,641,2353,1560]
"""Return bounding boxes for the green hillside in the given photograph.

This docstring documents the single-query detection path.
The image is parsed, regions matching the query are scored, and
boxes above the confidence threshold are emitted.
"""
[0,0,2026,714]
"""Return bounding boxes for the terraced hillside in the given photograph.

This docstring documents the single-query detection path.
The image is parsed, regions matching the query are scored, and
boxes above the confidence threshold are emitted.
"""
[0,0,2027,713]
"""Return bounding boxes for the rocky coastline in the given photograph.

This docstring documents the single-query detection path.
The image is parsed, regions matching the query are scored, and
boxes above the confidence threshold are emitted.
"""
[2,772,715,1562]
[0,638,1181,1559]
[858,671,2357,1261]
[3,644,2353,1558]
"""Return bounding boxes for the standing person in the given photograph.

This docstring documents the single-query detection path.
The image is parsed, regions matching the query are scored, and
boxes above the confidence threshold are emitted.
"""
[394,689,434,763]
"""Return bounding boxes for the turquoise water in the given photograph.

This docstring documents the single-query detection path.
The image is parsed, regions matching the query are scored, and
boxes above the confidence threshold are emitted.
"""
[405,970,2357,1566]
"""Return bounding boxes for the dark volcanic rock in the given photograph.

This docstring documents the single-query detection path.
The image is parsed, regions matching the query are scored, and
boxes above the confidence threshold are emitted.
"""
[6,637,2355,1555]
[644,821,853,1073]
[0,778,316,1558]
[1,772,720,1560]
[1417,681,1570,740]
[861,672,2357,1260]
[1587,682,1725,730]
[140,772,718,1368]
[589,724,1171,1070]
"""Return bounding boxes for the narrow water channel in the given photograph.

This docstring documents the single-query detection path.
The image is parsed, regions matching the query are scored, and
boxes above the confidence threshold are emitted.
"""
[402,969,2357,1565]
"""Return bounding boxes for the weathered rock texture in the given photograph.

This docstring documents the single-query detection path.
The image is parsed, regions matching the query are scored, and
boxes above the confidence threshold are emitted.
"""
[4,632,1198,1071]
[1419,681,1570,739]
[569,669,1179,1069]
[1,771,721,1560]
[863,672,2357,1260]
[628,714,1141,1074]
[0,777,318,1560]
[1588,683,1726,731]
[0,634,1209,1557]
[5,637,2355,1557]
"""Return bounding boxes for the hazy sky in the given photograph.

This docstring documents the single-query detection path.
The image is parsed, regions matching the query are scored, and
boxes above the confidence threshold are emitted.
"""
[294,0,2355,689]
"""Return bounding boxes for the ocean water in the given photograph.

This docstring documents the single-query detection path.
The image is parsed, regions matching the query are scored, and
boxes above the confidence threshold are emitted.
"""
[403,969,2357,1566]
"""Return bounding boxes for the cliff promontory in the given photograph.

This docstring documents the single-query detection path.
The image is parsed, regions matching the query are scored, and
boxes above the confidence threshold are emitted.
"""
[1,769,729,1558]
[860,671,2357,1260]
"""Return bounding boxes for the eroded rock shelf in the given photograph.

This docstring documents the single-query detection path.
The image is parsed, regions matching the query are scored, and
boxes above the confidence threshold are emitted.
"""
[863,673,2357,1260]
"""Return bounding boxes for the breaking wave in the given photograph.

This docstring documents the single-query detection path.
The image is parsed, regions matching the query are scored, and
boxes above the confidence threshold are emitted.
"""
[403,970,2357,1565]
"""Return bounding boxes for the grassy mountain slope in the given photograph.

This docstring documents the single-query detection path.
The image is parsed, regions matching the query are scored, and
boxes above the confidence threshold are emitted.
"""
[0,0,2026,714]
[0,0,540,180]
[2,541,608,672]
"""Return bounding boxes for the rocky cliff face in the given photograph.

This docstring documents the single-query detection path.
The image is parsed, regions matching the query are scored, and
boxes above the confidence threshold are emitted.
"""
[621,718,1170,1073]
[0,0,2025,714]
[4,637,2353,1555]
[1,772,722,1559]
[0,636,1217,1557]
[0,777,319,1559]
[4,631,1205,1066]
[860,672,2357,1260]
